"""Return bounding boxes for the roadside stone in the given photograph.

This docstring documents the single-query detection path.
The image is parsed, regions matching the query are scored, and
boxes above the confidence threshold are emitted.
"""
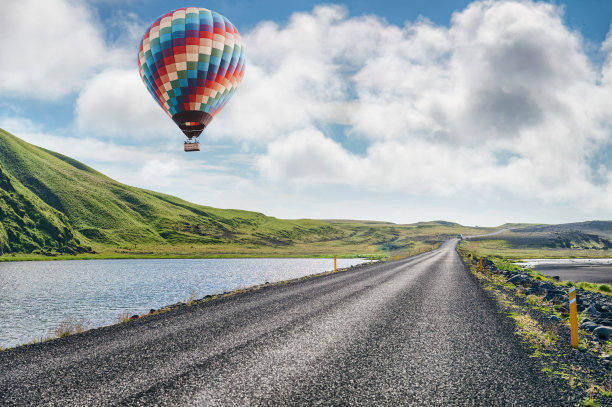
[581,321,599,332]
[586,303,602,316]
[507,275,523,284]
[545,290,564,302]
[549,315,561,322]
[593,326,612,339]
[552,276,560,281]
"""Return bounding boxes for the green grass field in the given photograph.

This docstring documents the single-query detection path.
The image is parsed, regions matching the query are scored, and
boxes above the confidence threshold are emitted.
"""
[0,128,494,260]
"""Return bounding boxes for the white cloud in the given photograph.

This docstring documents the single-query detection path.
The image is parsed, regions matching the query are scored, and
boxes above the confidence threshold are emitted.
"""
[242,1,612,212]
[8,0,612,222]
[0,0,129,100]
[75,68,177,138]
[0,115,174,165]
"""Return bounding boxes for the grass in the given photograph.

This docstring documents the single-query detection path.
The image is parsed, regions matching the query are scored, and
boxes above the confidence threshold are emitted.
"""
[51,316,87,338]
[0,128,494,260]
[507,312,557,350]
[187,290,198,306]
[0,316,90,350]
[116,312,131,324]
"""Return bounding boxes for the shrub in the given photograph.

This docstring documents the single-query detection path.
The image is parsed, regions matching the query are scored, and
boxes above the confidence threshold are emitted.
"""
[599,284,612,293]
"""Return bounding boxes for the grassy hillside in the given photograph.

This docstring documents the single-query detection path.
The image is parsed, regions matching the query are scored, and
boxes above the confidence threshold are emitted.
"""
[0,128,492,259]
[0,163,89,255]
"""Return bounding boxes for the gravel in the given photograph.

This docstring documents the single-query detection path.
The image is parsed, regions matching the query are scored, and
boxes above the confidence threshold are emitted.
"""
[0,240,580,406]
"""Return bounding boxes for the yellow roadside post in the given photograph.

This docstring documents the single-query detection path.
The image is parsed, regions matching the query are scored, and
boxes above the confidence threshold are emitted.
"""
[334,257,337,273]
[470,252,473,261]
[569,287,578,349]
[479,257,483,271]
[370,255,373,265]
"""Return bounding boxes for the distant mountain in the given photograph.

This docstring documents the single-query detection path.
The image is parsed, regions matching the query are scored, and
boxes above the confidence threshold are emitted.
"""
[513,221,612,236]
[0,128,492,258]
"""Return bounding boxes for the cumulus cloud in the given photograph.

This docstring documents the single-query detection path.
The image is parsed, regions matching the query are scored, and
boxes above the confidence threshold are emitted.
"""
[236,1,612,211]
[0,115,175,165]
[13,0,612,218]
[75,69,176,137]
[0,0,129,100]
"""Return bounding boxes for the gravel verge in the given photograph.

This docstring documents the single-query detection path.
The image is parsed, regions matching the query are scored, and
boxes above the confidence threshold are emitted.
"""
[461,252,612,406]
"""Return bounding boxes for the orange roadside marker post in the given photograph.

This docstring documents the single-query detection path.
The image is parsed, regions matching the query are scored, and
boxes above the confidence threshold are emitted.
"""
[370,255,373,265]
[470,252,473,261]
[334,257,337,273]
[569,287,579,348]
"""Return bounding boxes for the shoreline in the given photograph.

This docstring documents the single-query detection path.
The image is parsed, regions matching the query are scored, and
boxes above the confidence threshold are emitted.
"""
[0,256,391,351]
[0,252,382,263]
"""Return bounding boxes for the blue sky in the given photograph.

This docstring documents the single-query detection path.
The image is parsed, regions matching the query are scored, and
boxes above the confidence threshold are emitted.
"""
[2,0,612,226]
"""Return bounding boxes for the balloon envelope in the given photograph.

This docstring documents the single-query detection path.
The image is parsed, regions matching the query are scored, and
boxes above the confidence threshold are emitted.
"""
[138,7,245,139]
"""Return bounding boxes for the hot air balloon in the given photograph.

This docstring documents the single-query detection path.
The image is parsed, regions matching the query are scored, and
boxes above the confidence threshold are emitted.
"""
[138,7,245,152]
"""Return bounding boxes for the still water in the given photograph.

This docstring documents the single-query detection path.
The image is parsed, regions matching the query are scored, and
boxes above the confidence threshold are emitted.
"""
[0,257,367,349]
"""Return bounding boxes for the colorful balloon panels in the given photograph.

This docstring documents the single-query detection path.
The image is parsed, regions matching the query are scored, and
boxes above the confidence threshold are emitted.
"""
[138,7,245,139]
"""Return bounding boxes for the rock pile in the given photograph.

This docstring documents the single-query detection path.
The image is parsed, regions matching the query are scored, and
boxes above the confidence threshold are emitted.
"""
[480,258,612,341]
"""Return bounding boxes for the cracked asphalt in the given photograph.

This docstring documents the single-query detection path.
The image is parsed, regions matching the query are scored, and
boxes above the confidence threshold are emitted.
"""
[0,240,578,406]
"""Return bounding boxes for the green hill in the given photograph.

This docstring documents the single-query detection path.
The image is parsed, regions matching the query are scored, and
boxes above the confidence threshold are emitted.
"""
[0,128,491,259]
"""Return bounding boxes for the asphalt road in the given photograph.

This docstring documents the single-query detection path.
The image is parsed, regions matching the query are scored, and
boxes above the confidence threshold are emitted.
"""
[0,240,576,406]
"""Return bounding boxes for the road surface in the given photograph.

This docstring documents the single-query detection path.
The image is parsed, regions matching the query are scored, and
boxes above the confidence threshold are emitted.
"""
[0,240,576,406]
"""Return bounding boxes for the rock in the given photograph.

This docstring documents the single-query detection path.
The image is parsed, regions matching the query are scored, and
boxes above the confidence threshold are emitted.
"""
[506,274,533,287]
[130,314,139,320]
[527,287,545,296]
[549,315,561,322]
[540,282,555,291]
[545,290,564,302]
[553,276,560,281]
[149,309,156,314]
[595,303,607,313]
[507,275,523,284]
[593,326,612,339]
[599,318,612,327]
[483,258,495,268]
[550,293,569,305]
[585,304,601,316]
[581,321,599,332]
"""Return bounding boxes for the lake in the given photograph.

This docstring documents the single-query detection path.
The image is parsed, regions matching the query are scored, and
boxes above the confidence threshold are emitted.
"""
[0,257,368,349]
[516,259,612,285]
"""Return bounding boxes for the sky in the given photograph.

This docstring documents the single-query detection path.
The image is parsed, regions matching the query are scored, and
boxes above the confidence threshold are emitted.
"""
[2,0,612,226]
